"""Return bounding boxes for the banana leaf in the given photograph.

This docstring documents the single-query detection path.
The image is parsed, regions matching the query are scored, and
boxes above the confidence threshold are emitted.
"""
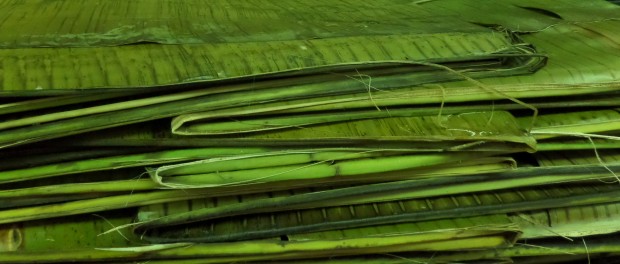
[150,152,497,189]
[0,91,143,115]
[0,0,543,94]
[534,148,620,167]
[512,255,604,264]
[0,0,552,48]
[2,161,617,225]
[0,47,544,149]
[134,177,620,243]
[0,193,116,210]
[0,166,145,191]
[0,166,157,208]
[139,257,438,264]
[49,111,537,155]
[11,210,139,252]
[0,157,515,201]
[422,1,620,87]
[0,1,619,263]
[0,155,515,224]
[0,236,508,264]
[0,88,225,131]
[518,109,620,140]
[537,135,620,151]
[0,2,547,146]
[0,147,163,172]
[0,189,229,225]
[0,179,157,200]
[172,89,620,136]
[0,147,269,184]
[0,215,518,263]
[142,257,512,264]
[512,201,620,239]
[441,233,620,260]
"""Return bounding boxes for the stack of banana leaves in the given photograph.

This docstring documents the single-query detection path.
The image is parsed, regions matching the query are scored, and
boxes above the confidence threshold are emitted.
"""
[1,0,620,263]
